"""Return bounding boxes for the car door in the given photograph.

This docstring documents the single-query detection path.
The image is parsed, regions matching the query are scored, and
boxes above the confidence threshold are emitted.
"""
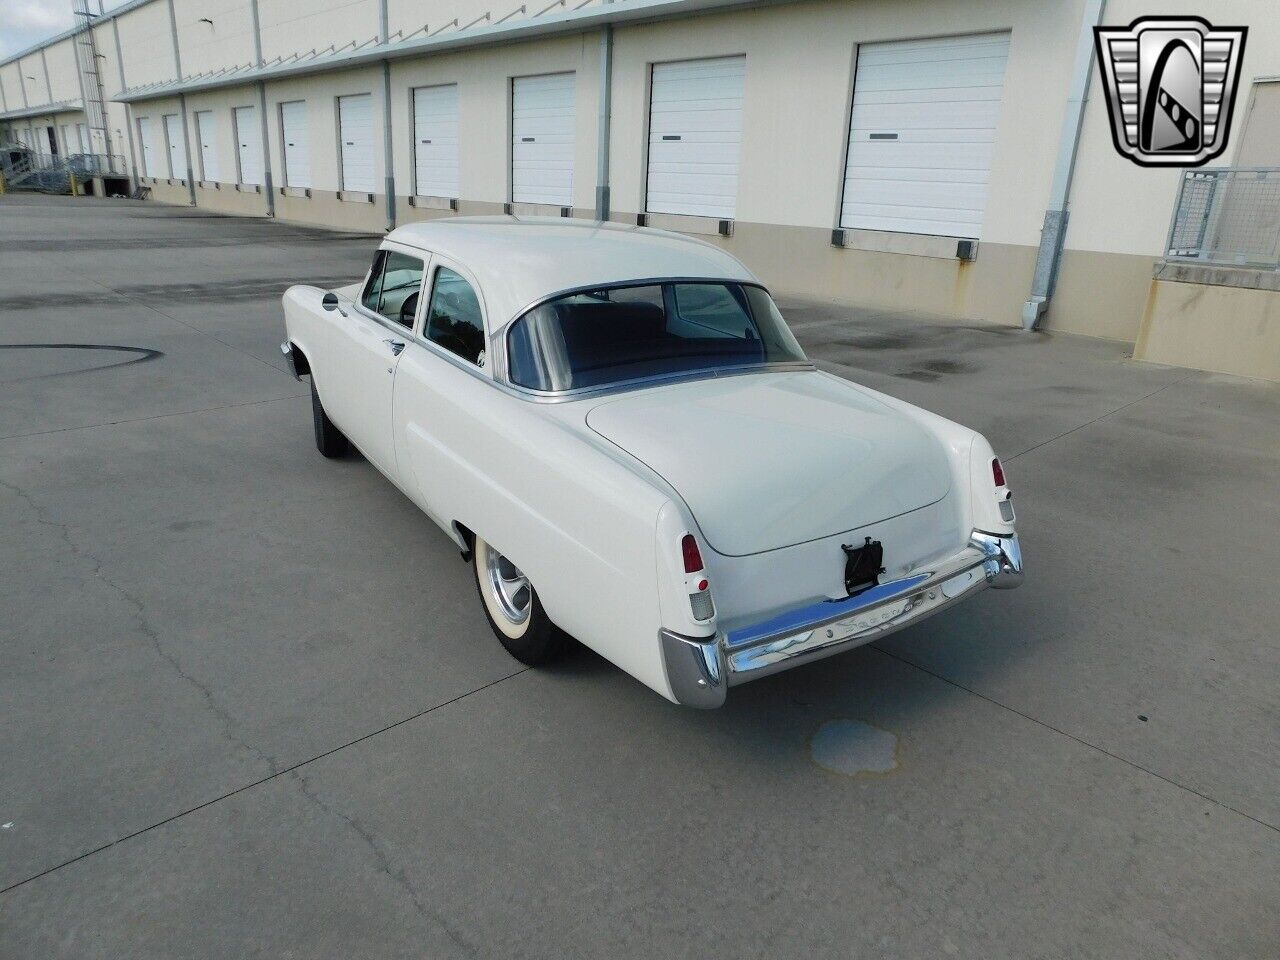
[392,256,490,530]
[333,244,427,479]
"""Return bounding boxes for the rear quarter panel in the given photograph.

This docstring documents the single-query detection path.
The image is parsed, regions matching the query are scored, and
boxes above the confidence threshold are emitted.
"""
[393,345,679,702]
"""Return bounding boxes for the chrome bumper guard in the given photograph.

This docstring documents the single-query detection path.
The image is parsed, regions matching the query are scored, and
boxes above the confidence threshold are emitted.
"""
[660,531,1022,708]
[280,341,300,380]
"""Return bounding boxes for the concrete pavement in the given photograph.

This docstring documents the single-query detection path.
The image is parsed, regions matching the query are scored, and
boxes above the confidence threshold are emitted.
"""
[1,195,1276,959]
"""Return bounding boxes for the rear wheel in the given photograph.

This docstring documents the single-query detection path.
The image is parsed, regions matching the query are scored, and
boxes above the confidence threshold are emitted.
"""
[472,536,571,665]
[310,380,349,458]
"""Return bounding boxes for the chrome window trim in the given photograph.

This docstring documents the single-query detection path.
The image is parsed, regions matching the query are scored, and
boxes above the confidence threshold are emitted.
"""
[498,276,812,399]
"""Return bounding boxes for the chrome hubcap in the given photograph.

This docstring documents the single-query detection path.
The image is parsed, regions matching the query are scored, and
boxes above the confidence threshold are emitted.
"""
[485,546,531,625]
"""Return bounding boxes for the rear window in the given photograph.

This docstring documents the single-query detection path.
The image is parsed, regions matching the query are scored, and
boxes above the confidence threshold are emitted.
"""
[506,282,805,392]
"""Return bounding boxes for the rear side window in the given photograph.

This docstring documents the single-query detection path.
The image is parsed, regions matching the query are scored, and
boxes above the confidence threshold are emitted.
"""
[361,250,424,328]
[424,267,486,367]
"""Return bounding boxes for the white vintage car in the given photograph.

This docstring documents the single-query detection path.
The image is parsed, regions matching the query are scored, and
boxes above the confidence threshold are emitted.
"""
[281,217,1022,708]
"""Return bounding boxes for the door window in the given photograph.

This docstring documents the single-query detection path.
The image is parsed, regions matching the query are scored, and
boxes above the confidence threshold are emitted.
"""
[424,267,485,367]
[361,250,424,328]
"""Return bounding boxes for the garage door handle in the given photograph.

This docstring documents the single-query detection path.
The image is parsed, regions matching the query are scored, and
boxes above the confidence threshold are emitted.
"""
[521,137,535,143]
[383,339,406,356]
[662,135,682,141]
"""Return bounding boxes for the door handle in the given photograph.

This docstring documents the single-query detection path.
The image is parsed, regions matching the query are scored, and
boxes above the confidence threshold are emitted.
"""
[383,339,406,356]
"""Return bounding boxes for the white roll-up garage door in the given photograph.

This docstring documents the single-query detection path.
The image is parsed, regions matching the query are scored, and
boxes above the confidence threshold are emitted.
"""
[233,105,263,186]
[646,56,745,219]
[280,100,311,189]
[137,116,158,177]
[194,110,219,182]
[841,32,1011,238]
[338,93,375,194]
[163,114,187,180]
[413,84,459,199]
[511,73,575,207]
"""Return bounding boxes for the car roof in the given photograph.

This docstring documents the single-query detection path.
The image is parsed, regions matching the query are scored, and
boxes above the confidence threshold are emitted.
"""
[384,216,759,324]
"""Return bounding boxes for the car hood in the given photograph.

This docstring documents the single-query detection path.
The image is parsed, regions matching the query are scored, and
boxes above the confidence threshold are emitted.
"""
[585,371,953,556]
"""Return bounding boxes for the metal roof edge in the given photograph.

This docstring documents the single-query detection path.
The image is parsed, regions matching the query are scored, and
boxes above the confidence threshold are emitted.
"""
[1,99,85,121]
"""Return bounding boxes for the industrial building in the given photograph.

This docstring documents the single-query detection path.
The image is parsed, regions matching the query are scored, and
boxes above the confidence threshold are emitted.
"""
[2,0,1278,380]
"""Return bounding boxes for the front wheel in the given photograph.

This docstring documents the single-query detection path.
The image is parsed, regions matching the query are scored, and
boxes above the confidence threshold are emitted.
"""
[472,536,571,665]
[310,380,349,458]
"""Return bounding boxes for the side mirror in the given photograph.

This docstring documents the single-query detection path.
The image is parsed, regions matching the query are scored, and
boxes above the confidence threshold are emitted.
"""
[322,291,340,311]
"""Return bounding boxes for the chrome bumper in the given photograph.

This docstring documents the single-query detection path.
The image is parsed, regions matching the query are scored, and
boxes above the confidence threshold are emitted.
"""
[660,531,1022,709]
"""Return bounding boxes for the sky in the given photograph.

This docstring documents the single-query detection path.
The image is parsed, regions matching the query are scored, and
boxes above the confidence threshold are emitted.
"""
[0,0,119,60]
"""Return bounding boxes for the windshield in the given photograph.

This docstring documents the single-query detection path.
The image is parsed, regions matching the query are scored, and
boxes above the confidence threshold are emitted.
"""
[505,282,807,392]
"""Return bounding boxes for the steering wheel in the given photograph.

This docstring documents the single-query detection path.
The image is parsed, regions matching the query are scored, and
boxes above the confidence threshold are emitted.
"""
[399,292,419,327]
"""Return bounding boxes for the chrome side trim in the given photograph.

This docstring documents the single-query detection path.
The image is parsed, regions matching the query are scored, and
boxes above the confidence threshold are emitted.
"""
[279,340,300,379]
[659,629,726,709]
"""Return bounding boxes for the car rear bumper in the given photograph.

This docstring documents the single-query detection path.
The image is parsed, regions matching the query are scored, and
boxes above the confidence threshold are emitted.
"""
[659,531,1022,708]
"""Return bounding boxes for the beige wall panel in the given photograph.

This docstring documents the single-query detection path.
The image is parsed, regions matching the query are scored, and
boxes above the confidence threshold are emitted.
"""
[0,63,21,108]
[1135,279,1280,382]
[257,0,380,64]
[388,34,597,210]
[44,39,81,103]
[264,65,383,196]
[174,0,258,78]
[147,178,192,203]
[116,1,180,86]
[276,190,385,232]
[609,0,1084,245]
[1234,80,1280,166]
[185,83,259,186]
[194,182,270,215]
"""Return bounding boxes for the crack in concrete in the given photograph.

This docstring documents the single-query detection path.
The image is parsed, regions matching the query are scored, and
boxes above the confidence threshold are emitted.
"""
[0,477,279,777]
[289,770,478,958]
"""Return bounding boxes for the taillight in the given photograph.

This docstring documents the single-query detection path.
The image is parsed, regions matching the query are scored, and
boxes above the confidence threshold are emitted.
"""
[992,458,1006,487]
[681,534,703,573]
[681,534,714,621]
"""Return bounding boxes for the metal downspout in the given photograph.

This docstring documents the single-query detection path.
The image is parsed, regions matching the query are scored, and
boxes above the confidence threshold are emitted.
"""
[249,0,275,217]
[165,0,197,206]
[112,16,138,190]
[379,0,396,231]
[1022,0,1106,330]
[594,24,613,221]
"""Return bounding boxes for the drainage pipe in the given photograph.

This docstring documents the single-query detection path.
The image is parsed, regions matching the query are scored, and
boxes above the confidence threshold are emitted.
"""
[249,0,276,217]
[594,24,613,221]
[1022,0,1106,330]
[165,0,197,206]
[112,16,139,191]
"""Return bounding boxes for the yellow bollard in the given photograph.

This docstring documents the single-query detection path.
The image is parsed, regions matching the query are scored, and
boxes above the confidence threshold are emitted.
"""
[69,171,78,196]
[0,171,6,195]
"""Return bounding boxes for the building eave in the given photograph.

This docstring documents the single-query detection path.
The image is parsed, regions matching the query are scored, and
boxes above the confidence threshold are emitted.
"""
[0,99,84,121]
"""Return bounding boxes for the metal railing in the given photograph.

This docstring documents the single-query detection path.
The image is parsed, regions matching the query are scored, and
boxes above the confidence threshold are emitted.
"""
[1165,167,1280,269]
[0,148,128,192]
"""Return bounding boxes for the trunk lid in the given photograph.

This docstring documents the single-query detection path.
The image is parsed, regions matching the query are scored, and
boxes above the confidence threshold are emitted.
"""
[585,371,952,556]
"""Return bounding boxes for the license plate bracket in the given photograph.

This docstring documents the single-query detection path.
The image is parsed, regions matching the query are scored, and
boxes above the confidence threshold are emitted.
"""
[842,537,885,597]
